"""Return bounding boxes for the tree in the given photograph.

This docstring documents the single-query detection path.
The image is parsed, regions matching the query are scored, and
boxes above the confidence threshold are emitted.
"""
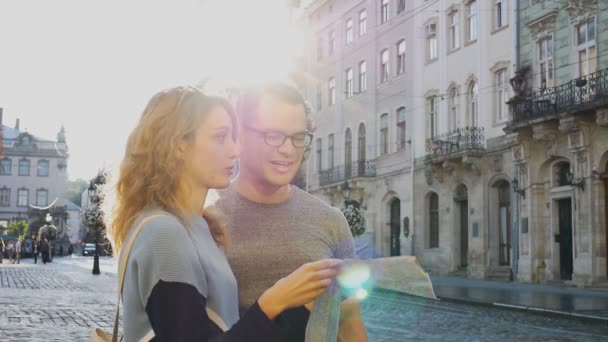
[341,204,366,237]
[65,178,88,206]
[83,170,108,274]
[7,219,29,240]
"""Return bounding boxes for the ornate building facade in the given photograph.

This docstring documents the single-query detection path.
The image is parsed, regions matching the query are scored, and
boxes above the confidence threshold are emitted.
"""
[506,0,608,285]
[0,110,73,251]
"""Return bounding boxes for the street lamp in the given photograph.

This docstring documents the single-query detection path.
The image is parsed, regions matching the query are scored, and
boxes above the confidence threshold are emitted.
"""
[512,178,526,199]
[342,181,351,201]
[88,180,100,275]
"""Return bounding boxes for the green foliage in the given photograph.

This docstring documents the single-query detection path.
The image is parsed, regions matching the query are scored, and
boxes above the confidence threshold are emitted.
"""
[65,178,88,206]
[82,170,108,239]
[7,220,29,240]
[341,204,366,237]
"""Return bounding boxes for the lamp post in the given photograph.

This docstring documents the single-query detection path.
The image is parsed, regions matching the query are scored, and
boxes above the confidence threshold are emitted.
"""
[88,180,100,275]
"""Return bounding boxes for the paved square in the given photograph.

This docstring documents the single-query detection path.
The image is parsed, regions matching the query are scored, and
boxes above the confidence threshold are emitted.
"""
[1,257,608,341]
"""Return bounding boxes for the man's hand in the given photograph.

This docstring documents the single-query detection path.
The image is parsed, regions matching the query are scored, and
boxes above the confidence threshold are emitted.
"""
[337,298,368,342]
[304,297,368,342]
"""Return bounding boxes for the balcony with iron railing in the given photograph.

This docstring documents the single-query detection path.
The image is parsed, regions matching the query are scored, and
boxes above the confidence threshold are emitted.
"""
[509,68,608,127]
[318,160,376,187]
[425,127,485,163]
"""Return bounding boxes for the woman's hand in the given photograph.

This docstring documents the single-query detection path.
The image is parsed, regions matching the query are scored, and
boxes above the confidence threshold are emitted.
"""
[258,259,341,320]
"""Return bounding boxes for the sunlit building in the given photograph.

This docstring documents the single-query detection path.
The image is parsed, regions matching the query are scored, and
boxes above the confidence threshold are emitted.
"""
[0,109,74,252]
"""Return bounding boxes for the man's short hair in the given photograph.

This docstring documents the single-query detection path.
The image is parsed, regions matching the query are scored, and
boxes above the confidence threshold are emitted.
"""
[235,82,311,126]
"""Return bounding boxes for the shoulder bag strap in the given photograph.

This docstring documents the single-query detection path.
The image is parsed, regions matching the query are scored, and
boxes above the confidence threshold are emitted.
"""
[110,214,166,342]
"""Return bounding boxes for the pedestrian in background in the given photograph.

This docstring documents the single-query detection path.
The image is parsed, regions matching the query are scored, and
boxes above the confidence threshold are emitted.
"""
[7,240,14,264]
[15,239,21,264]
[33,241,39,264]
[59,245,63,257]
[0,238,4,264]
[68,244,73,258]
[41,239,50,264]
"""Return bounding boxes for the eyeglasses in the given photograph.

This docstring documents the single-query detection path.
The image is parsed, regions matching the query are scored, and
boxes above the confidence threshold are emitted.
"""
[243,125,313,148]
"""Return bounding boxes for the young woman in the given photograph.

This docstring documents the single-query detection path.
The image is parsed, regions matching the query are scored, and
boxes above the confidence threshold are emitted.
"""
[110,86,338,341]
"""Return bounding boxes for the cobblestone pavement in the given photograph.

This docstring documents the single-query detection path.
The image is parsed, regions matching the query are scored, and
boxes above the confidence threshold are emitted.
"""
[1,258,608,341]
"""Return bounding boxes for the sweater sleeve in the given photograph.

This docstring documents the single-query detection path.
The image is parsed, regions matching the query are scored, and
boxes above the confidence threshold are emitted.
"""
[131,216,283,342]
[145,281,282,342]
[329,208,356,259]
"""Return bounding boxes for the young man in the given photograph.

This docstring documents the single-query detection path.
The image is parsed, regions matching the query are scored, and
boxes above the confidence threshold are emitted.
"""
[213,83,367,341]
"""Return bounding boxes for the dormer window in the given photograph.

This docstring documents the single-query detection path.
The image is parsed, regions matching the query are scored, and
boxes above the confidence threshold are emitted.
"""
[22,136,29,145]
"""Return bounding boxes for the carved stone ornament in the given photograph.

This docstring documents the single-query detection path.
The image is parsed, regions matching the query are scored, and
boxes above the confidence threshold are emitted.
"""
[424,168,433,186]
[527,11,557,40]
[566,0,597,20]
[569,132,582,149]
[463,156,481,176]
[442,160,453,172]
[596,108,608,128]
[512,144,523,162]
[519,164,528,177]
[559,117,578,133]
[493,156,503,172]
[576,150,587,165]
[533,124,557,144]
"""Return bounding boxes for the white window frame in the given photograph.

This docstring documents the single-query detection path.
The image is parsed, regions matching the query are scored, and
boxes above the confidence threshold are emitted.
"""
[346,18,353,45]
[328,134,335,169]
[429,97,438,138]
[37,160,49,177]
[466,1,478,42]
[427,22,438,61]
[496,69,508,122]
[346,68,354,98]
[448,11,460,51]
[380,49,390,83]
[36,189,48,207]
[18,159,30,176]
[494,0,507,30]
[0,188,10,207]
[381,0,389,24]
[328,30,335,55]
[397,40,406,75]
[398,0,406,14]
[396,107,406,150]
[316,82,323,111]
[537,35,554,89]
[317,36,323,60]
[576,18,597,77]
[380,114,389,155]
[469,82,478,127]
[328,77,336,105]
[449,88,458,131]
[316,138,323,172]
[359,61,367,92]
[17,189,28,207]
[359,9,367,36]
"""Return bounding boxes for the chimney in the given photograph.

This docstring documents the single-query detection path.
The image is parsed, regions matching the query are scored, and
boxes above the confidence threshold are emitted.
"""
[15,118,19,130]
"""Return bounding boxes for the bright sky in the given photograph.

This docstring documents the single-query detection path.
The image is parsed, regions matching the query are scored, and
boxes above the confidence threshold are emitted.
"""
[0,0,303,181]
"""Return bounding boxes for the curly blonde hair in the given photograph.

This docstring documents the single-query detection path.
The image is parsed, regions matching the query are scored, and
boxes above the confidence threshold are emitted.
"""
[109,86,235,254]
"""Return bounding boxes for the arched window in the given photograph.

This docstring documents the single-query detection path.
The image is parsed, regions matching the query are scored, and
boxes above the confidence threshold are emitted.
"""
[449,88,458,131]
[469,82,478,127]
[358,123,366,175]
[555,162,571,187]
[497,180,511,265]
[396,107,406,150]
[345,129,352,178]
[380,114,389,155]
[380,49,390,82]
